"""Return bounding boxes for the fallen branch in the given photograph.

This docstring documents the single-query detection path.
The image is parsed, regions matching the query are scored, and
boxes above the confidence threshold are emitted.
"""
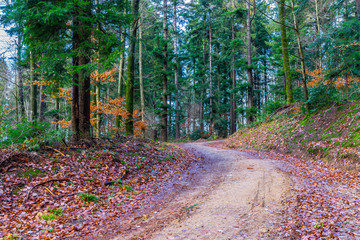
[24,179,69,203]
[44,146,65,157]
[104,169,130,186]
[54,192,79,200]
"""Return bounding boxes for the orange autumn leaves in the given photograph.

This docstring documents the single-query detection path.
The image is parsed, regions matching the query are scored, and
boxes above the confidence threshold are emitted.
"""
[306,68,360,90]
[90,97,147,136]
[51,67,146,135]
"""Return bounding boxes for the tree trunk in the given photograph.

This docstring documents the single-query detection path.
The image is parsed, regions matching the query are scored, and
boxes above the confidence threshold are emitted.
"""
[230,18,236,134]
[139,17,145,123]
[161,0,168,141]
[246,0,255,123]
[71,33,79,142]
[39,82,47,122]
[356,0,360,19]
[291,0,310,115]
[71,1,92,142]
[264,57,268,104]
[29,51,37,122]
[173,0,180,139]
[78,4,92,141]
[200,38,205,132]
[208,9,213,134]
[95,67,100,138]
[315,0,322,68]
[125,0,140,136]
[95,0,101,138]
[55,97,60,130]
[115,29,126,128]
[17,37,25,120]
[279,0,294,104]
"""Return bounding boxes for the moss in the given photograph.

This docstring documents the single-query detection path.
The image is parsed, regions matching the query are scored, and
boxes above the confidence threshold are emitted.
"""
[48,208,63,216]
[307,128,316,134]
[299,117,314,126]
[18,168,46,179]
[342,140,360,147]
[323,127,332,133]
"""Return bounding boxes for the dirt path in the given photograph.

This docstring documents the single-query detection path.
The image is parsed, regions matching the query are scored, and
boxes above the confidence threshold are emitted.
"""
[113,141,293,240]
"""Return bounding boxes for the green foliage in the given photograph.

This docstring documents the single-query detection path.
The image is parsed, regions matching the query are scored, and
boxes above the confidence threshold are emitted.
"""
[118,184,132,192]
[47,208,63,216]
[307,85,342,112]
[189,129,209,141]
[78,192,98,202]
[213,118,228,137]
[18,168,46,179]
[40,213,57,221]
[0,120,67,150]
[263,99,286,116]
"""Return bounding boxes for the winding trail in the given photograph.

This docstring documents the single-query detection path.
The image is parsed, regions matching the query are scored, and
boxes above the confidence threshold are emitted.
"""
[114,141,293,240]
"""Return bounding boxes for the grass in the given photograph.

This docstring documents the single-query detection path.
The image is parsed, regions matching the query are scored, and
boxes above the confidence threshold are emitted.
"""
[40,208,63,221]
[78,192,98,202]
[118,184,132,192]
[182,203,199,211]
[41,213,57,221]
[48,208,63,216]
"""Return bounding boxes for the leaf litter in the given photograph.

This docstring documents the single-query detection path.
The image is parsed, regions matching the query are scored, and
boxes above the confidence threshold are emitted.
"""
[0,138,196,239]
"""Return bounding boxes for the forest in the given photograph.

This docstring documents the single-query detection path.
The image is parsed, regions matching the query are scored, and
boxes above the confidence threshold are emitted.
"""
[0,0,360,239]
[0,0,357,145]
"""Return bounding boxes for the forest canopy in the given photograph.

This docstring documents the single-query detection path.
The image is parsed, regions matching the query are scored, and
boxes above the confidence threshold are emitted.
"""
[0,0,359,147]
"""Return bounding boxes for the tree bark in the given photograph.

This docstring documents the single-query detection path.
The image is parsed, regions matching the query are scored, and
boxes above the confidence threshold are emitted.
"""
[16,37,25,120]
[115,29,126,128]
[39,82,47,122]
[208,8,213,134]
[173,0,180,139]
[279,0,294,104]
[315,0,322,68]
[200,38,205,132]
[125,0,140,136]
[95,0,101,138]
[29,51,37,122]
[71,1,92,142]
[356,0,360,19]
[246,0,255,123]
[78,3,92,141]
[230,18,236,134]
[55,97,60,130]
[291,0,310,115]
[161,0,168,141]
[264,57,268,104]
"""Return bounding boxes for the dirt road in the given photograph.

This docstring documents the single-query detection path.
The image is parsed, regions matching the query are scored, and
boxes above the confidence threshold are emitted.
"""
[114,141,292,240]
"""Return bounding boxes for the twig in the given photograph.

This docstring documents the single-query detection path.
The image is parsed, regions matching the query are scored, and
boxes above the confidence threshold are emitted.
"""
[104,169,130,186]
[54,192,79,200]
[44,146,65,156]
[44,186,54,196]
[23,179,69,203]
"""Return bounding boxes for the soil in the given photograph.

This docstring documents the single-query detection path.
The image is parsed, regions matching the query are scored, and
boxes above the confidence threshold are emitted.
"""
[113,140,293,240]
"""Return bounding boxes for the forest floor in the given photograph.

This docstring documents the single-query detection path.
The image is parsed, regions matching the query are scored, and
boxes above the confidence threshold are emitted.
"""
[0,138,197,239]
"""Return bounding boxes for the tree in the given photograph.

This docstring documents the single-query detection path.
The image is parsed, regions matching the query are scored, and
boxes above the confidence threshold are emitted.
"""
[246,0,255,123]
[125,0,140,136]
[278,0,294,104]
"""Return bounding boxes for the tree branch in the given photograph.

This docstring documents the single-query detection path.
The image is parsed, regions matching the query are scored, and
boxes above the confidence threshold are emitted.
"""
[244,0,298,32]
[24,179,69,203]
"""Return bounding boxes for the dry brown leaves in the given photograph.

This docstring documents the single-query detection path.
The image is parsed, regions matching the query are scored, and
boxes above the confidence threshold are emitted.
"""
[0,139,196,239]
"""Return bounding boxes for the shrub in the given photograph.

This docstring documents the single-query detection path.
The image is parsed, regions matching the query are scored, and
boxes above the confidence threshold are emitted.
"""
[0,120,68,150]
